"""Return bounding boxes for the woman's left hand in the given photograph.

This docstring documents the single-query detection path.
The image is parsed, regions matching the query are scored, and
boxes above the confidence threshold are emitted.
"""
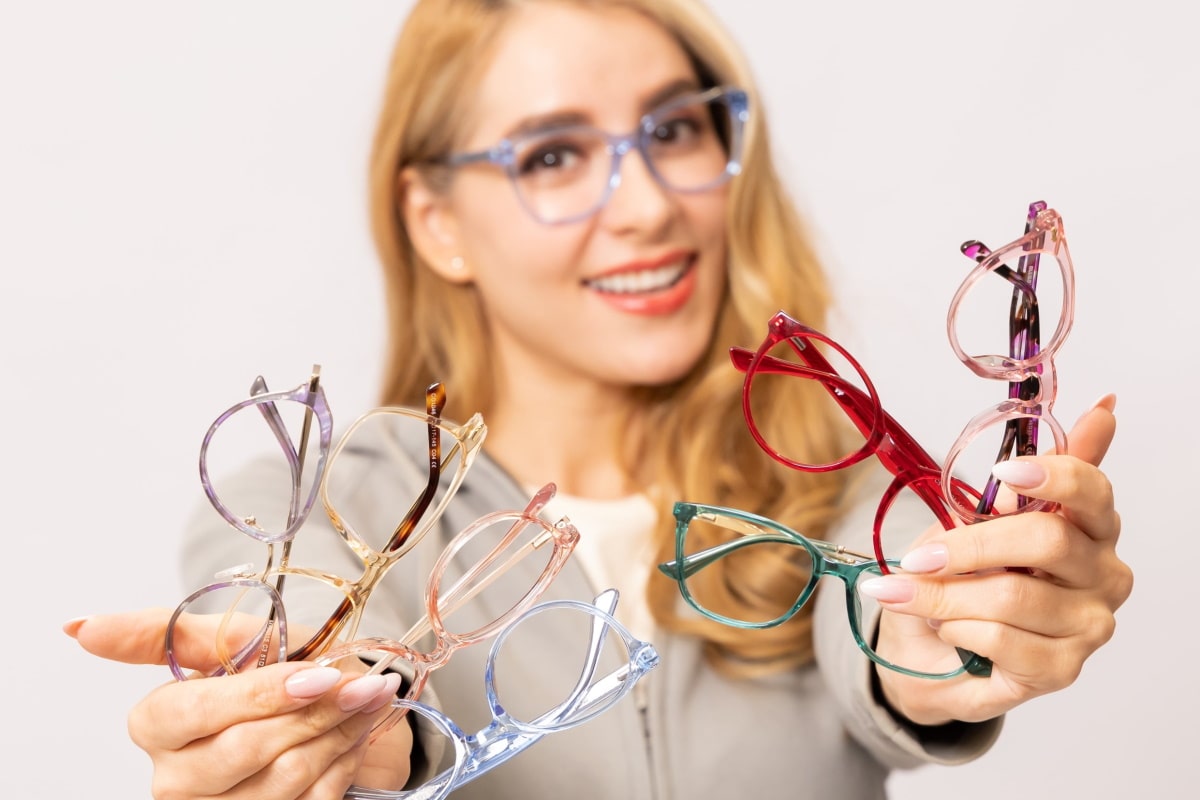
[869,394,1132,726]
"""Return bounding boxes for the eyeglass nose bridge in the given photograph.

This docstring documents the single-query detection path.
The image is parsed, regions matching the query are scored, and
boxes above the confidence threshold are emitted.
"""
[594,132,668,215]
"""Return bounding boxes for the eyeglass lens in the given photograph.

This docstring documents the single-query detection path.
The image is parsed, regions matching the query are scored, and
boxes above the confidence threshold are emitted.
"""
[321,411,470,556]
[511,90,738,223]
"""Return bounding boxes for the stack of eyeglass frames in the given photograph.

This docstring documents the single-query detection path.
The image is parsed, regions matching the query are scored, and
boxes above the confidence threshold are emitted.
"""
[166,368,660,795]
[166,371,488,678]
[661,202,1076,681]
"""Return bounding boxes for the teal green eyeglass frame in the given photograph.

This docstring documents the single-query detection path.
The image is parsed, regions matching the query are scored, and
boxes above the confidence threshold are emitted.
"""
[657,502,991,679]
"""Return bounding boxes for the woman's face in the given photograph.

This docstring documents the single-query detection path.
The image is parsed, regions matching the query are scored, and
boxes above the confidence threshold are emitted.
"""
[430,3,730,393]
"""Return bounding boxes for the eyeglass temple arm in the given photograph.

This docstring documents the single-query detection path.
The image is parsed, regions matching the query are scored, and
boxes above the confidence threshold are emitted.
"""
[661,511,876,580]
[527,589,623,727]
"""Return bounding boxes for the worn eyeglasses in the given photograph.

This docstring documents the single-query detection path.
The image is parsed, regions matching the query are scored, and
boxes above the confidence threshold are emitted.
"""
[942,201,1074,522]
[166,373,487,680]
[315,483,581,740]
[658,502,990,679]
[443,85,748,225]
[340,590,659,800]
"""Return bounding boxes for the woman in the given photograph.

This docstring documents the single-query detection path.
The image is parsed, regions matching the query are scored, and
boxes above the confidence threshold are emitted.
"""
[67,0,1131,797]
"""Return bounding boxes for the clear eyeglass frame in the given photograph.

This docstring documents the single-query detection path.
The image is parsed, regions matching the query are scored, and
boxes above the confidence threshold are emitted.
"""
[341,590,660,800]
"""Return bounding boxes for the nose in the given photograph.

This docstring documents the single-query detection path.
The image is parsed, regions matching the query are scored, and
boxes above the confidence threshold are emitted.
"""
[599,139,674,232]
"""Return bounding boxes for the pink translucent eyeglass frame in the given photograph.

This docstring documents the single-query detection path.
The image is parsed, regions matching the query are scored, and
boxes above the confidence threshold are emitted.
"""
[942,203,1074,522]
[316,482,580,737]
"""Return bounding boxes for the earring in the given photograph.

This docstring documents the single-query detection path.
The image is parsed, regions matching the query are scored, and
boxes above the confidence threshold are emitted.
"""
[449,256,465,271]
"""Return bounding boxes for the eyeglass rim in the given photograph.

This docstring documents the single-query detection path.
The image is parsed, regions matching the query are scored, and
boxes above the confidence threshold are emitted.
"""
[946,207,1076,381]
[443,85,749,225]
[736,311,889,473]
[319,405,487,557]
[314,483,580,678]
[165,577,290,681]
[483,594,658,735]
[199,380,334,544]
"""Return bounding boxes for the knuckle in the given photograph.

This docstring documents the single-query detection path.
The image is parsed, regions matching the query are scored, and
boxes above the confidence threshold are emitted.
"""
[150,773,188,800]
[1034,517,1074,564]
[272,747,319,788]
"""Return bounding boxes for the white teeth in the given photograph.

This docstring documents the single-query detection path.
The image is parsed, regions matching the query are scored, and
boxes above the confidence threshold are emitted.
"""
[586,262,688,294]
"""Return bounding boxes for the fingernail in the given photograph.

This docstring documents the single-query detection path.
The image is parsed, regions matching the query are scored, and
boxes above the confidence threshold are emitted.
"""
[285,666,342,699]
[991,459,1046,489]
[1091,393,1117,414]
[858,576,916,603]
[338,674,389,711]
[62,617,90,638]
[361,673,403,714]
[927,618,943,631]
[900,544,948,573]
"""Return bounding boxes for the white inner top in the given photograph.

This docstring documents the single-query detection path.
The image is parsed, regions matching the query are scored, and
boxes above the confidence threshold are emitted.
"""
[537,487,658,643]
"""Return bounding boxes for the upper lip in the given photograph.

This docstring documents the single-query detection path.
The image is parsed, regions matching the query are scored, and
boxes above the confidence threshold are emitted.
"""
[584,249,694,281]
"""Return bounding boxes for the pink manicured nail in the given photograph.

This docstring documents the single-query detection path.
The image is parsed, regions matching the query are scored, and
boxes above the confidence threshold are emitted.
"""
[62,617,90,637]
[361,673,403,714]
[858,576,916,603]
[338,674,389,711]
[991,459,1046,489]
[285,667,342,699]
[900,544,948,574]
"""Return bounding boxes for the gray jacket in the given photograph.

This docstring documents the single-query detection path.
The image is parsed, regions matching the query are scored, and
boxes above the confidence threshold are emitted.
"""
[181,436,1000,799]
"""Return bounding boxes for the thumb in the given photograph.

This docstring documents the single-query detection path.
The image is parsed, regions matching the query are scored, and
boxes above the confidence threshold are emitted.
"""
[64,608,176,665]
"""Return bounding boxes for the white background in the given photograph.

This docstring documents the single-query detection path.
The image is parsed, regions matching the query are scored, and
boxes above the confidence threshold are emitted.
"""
[3,1,1196,796]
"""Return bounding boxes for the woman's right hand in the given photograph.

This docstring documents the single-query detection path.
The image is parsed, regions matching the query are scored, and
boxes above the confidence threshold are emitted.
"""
[66,609,414,799]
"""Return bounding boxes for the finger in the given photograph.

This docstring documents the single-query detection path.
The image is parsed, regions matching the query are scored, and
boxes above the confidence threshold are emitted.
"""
[131,662,345,750]
[353,705,416,792]
[931,616,1096,692]
[143,672,401,796]
[67,608,176,665]
[196,674,403,796]
[861,570,1097,638]
[901,513,1104,587]
[990,455,1119,544]
[67,608,279,673]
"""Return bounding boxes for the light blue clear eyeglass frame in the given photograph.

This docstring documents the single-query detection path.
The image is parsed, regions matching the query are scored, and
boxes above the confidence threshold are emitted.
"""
[443,85,750,225]
[343,590,659,800]
[658,502,989,680]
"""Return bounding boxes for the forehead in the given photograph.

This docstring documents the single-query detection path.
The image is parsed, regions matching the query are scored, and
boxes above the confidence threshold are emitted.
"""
[462,3,699,142]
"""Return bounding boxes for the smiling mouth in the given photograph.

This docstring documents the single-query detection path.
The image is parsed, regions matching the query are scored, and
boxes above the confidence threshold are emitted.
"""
[583,260,691,295]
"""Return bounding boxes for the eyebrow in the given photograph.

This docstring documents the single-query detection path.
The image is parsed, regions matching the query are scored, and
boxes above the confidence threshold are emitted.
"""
[504,77,703,139]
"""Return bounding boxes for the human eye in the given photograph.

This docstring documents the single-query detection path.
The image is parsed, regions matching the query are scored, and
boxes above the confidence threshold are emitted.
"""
[514,135,587,178]
[646,104,716,153]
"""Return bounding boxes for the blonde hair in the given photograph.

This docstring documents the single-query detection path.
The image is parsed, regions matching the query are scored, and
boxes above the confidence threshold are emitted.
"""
[369,0,857,676]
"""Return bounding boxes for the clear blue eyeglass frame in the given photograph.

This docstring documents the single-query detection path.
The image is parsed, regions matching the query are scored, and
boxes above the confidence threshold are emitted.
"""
[443,85,749,225]
[343,590,659,800]
[658,502,990,680]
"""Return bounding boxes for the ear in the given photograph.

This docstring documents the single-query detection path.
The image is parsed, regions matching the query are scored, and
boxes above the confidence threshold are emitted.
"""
[399,167,473,284]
